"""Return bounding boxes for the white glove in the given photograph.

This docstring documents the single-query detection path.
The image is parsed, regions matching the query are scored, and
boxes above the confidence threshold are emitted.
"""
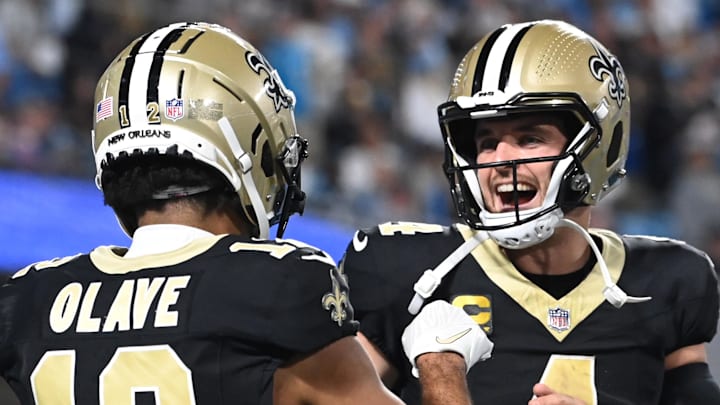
[402,300,493,378]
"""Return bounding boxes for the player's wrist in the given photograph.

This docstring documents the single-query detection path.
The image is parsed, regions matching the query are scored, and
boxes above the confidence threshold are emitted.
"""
[416,352,467,374]
[416,352,473,405]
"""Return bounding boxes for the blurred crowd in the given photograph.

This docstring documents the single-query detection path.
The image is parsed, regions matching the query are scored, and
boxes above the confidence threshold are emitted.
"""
[1,0,720,263]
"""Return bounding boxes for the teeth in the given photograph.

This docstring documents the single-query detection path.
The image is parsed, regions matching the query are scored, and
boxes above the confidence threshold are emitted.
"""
[496,183,534,193]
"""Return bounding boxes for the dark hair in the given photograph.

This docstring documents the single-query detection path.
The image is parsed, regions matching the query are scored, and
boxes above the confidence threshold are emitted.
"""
[100,150,242,233]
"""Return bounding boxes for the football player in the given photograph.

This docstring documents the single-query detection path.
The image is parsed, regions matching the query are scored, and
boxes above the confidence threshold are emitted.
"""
[0,22,491,405]
[342,20,720,404]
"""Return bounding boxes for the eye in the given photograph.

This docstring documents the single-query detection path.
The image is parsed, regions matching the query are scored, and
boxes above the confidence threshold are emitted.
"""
[518,134,543,146]
[475,136,498,152]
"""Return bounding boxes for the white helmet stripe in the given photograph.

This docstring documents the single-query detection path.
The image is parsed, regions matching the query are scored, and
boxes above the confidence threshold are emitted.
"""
[480,22,535,93]
[125,23,187,127]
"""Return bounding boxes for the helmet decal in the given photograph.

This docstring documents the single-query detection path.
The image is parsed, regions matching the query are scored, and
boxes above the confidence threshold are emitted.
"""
[245,50,294,112]
[164,98,185,121]
[589,42,627,108]
[96,97,114,122]
[187,99,223,121]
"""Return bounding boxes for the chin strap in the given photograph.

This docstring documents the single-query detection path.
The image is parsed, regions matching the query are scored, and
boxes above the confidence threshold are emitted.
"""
[218,117,271,239]
[558,218,652,308]
[408,219,651,315]
[408,230,489,315]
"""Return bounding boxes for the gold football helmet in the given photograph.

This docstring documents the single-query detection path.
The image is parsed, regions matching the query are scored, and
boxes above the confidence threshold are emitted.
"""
[438,20,630,248]
[92,22,307,239]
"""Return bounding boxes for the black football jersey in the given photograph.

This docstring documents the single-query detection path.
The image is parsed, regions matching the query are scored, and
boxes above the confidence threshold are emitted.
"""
[341,221,719,405]
[0,234,357,405]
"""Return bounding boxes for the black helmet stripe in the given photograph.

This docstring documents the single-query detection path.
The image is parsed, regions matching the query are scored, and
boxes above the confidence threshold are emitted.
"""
[118,22,190,128]
[117,31,151,129]
[498,24,533,90]
[178,29,205,54]
[477,22,536,94]
[471,26,506,95]
[146,28,186,109]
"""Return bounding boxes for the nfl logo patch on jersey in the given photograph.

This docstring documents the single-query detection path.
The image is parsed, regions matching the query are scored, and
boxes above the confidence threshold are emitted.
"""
[165,98,184,121]
[548,307,570,332]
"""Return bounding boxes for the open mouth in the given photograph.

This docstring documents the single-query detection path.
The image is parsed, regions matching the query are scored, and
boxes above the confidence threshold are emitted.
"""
[496,183,537,211]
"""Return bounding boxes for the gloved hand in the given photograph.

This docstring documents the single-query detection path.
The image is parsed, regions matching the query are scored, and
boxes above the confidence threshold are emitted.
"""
[402,300,493,378]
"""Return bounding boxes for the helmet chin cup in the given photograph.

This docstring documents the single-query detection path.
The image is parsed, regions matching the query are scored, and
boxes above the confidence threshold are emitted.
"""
[484,207,564,249]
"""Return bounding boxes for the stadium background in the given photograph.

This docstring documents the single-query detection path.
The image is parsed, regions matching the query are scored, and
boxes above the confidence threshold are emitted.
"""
[0,0,719,401]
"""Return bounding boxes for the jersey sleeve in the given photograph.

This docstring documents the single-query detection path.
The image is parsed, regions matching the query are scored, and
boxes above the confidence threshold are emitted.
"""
[340,227,415,378]
[628,235,720,351]
[266,245,359,353]
[672,245,719,349]
[0,280,19,363]
[0,262,48,350]
[197,238,359,357]
[0,261,58,378]
[340,223,453,377]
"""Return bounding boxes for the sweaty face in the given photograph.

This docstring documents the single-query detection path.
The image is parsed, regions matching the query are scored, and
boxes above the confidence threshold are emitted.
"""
[474,114,569,214]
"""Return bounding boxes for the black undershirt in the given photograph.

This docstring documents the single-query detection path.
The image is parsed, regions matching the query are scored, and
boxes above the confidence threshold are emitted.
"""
[517,236,602,299]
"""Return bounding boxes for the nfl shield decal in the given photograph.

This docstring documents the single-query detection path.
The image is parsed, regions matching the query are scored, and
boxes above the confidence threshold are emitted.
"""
[548,307,570,332]
[165,98,184,121]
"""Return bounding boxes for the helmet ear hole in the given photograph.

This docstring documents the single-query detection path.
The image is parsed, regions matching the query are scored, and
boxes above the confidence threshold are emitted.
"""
[606,122,623,167]
[260,141,274,177]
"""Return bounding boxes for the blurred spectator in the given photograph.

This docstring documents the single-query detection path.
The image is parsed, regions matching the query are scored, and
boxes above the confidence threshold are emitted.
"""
[705,225,720,272]
[397,0,453,148]
[0,0,718,238]
[336,112,413,227]
[670,107,720,251]
[0,95,91,175]
[1,3,720,401]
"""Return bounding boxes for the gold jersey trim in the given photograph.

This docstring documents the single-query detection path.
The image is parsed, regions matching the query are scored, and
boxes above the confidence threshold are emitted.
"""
[89,235,226,275]
[459,226,624,342]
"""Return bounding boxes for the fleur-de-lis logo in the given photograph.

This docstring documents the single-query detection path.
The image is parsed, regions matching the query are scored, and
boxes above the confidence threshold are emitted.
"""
[588,42,627,108]
[245,50,295,113]
[322,267,354,326]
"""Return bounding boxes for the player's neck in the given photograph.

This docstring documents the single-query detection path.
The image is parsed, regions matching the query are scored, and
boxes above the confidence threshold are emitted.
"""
[137,203,249,236]
[504,209,593,276]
